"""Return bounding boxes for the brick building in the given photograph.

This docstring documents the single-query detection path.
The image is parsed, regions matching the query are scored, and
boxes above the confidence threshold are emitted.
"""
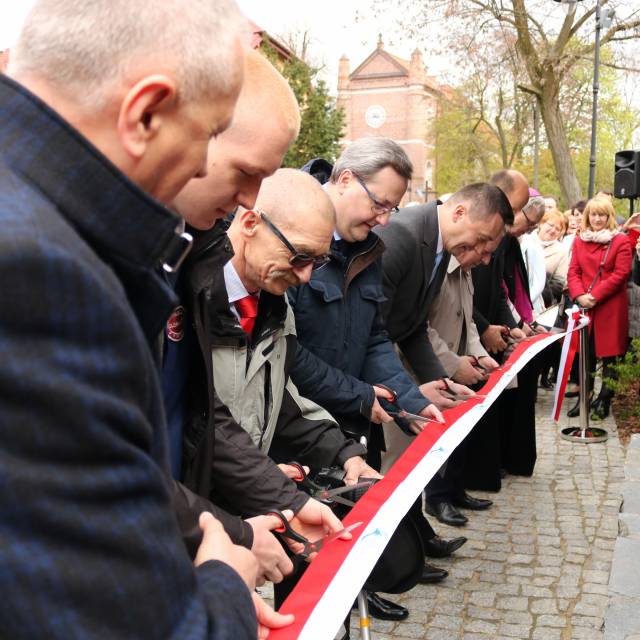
[337,37,446,203]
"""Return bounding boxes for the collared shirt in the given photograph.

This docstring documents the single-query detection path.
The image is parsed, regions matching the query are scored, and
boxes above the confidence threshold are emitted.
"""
[428,204,445,287]
[223,260,257,321]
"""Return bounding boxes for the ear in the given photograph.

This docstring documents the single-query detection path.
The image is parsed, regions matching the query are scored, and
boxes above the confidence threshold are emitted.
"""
[335,169,352,194]
[238,208,260,238]
[452,204,466,222]
[117,75,178,159]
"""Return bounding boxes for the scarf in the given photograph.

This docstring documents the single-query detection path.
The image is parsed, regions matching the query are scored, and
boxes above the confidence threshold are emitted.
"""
[579,228,617,244]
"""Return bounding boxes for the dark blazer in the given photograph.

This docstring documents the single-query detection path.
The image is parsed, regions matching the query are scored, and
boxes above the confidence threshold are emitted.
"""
[0,75,255,639]
[472,235,518,335]
[374,201,449,383]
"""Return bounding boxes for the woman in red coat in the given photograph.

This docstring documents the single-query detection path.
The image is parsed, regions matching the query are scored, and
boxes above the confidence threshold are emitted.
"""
[567,197,632,419]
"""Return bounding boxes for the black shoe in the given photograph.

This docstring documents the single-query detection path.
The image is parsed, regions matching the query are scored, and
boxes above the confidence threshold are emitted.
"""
[540,375,554,390]
[567,397,580,418]
[565,383,580,398]
[590,397,610,421]
[423,534,467,558]
[453,492,493,511]
[425,501,468,527]
[419,562,448,584]
[355,592,409,621]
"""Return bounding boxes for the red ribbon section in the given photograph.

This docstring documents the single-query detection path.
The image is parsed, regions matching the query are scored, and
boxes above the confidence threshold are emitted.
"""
[271,333,555,640]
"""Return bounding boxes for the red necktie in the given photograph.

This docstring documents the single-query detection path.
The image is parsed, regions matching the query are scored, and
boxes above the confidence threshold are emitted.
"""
[235,294,259,335]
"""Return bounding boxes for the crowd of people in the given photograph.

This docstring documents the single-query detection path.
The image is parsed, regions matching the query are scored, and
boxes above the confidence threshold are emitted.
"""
[2,1,640,639]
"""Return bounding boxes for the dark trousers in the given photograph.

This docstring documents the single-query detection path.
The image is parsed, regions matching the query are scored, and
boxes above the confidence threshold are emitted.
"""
[425,438,467,505]
[500,355,540,477]
[463,398,504,492]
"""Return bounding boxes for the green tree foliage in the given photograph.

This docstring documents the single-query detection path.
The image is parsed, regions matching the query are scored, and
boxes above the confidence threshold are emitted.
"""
[260,37,344,168]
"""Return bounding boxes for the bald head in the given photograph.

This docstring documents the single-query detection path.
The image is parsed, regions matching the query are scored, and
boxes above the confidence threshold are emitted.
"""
[174,49,301,230]
[229,169,335,295]
[490,169,529,214]
[253,169,335,231]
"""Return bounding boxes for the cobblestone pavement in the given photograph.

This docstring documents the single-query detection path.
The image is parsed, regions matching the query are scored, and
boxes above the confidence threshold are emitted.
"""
[350,387,626,640]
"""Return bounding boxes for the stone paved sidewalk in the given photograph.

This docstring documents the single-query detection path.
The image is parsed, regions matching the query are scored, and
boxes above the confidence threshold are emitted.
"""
[356,387,626,640]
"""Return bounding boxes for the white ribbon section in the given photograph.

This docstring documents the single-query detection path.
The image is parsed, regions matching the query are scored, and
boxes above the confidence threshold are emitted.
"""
[551,307,589,421]
[299,332,565,640]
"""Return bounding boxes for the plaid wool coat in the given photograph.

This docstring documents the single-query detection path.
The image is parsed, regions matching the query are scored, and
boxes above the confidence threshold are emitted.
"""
[0,74,256,639]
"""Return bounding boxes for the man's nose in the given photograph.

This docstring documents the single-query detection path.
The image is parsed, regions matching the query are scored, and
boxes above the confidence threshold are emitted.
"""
[237,176,262,209]
[293,263,314,283]
[375,211,392,227]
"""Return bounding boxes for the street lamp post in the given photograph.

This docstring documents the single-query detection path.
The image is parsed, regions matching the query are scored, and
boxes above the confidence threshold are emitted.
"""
[588,0,602,199]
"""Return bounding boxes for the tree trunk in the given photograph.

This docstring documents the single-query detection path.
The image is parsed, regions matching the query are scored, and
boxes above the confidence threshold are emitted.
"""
[537,76,583,205]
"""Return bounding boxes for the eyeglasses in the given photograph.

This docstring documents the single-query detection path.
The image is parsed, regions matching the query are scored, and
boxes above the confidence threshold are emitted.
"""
[522,197,544,230]
[258,211,330,270]
[352,173,400,216]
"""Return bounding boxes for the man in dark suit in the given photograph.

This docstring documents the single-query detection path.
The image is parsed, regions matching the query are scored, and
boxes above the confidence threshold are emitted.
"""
[376,184,514,526]
[0,1,262,638]
[465,169,535,491]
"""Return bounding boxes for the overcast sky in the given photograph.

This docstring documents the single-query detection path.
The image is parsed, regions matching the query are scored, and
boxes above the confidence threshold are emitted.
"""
[1,0,438,92]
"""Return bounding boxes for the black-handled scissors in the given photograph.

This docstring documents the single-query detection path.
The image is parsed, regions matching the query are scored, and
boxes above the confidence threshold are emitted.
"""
[312,479,377,507]
[375,383,441,424]
[500,326,518,346]
[266,508,363,560]
[439,376,477,402]
[284,461,375,507]
[467,355,491,373]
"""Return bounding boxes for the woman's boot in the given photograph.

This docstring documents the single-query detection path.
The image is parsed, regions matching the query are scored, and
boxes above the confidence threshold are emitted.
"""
[567,397,580,418]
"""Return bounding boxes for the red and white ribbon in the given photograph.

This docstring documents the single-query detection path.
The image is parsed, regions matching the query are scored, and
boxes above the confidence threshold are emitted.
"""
[271,331,569,640]
[551,306,589,422]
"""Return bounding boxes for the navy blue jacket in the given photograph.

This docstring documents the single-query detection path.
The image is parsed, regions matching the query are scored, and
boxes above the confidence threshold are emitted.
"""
[288,160,429,435]
[0,74,255,639]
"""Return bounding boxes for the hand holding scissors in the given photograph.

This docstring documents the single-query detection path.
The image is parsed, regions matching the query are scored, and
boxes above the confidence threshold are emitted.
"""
[266,508,362,562]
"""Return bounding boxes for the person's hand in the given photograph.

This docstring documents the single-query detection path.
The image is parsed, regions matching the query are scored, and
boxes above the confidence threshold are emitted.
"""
[343,456,382,485]
[520,323,534,337]
[253,592,294,640]
[418,379,462,410]
[576,293,597,309]
[481,325,508,353]
[194,512,259,591]
[287,498,350,559]
[245,512,295,585]
[623,211,640,230]
[370,386,394,424]
[477,355,499,371]
[408,403,445,434]
[453,355,487,385]
[510,327,527,341]
[278,463,309,480]
[444,378,476,398]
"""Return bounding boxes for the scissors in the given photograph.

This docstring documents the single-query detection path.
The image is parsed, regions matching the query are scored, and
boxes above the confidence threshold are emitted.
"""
[266,508,363,560]
[285,461,375,507]
[375,383,441,424]
[312,480,377,507]
[467,355,491,373]
[439,376,475,402]
[500,326,518,346]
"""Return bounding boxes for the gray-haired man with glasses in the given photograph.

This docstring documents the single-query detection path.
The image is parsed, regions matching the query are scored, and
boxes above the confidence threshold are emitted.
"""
[288,138,468,621]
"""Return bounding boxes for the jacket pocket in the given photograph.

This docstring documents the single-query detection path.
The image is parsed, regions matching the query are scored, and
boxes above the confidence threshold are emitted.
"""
[353,284,387,345]
[308,279,343,302]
